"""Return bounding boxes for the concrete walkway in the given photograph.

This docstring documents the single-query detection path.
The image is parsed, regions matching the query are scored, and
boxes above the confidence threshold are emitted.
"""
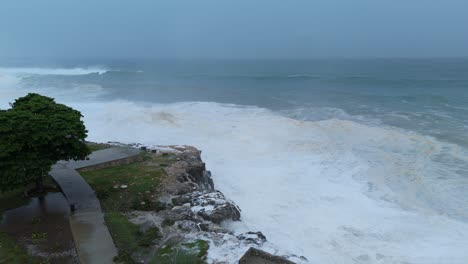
[50,147,141,264]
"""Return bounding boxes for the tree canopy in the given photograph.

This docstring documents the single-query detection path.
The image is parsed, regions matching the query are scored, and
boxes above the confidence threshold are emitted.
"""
[0,93,90,192]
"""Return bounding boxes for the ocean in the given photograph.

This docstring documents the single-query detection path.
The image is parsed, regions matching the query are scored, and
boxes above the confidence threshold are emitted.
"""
[1,58,468,263]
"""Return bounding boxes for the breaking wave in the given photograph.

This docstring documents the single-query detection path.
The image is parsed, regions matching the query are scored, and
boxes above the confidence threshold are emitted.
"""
[1,69,468,263]
[0,67,108,76]
[75,100,468,264]
[0,68,107,108]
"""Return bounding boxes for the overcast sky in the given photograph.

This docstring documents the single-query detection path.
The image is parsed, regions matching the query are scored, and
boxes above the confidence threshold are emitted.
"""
[1,0,467,59]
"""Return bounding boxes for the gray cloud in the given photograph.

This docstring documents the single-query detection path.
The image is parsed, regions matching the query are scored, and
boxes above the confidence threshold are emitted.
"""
[1,0,467,59]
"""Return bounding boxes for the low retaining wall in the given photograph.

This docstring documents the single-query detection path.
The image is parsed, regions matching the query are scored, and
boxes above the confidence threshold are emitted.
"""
[76,154,144,172]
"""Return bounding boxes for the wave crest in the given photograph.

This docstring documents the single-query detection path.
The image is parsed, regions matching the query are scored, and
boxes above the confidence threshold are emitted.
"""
[0,67,109,76]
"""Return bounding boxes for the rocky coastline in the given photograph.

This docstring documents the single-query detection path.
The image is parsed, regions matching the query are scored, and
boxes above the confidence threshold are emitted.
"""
[114,143,304,263]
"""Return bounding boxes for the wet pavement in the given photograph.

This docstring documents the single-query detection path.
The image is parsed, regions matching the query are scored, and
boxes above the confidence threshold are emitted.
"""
[50,163,100,212]
[0,192,78,264]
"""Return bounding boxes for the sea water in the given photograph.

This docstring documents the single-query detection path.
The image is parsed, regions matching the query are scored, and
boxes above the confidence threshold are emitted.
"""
[1,59,468,263]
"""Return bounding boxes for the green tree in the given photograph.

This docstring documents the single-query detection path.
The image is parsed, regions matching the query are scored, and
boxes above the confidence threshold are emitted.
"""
[0,93,90,192]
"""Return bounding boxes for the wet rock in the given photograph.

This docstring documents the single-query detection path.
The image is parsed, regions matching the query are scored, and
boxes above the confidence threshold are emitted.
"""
[162,234,185,246]
[159,205,195,221]
[158,196,173,206]
[239,248,296,264]
[170,190,241,224]
[158,146,215,195]
[190,191,241,224]
[172,196,191,206]
[198,221,230,233]
[128,211,164,233]
[204,171,215,190]
[177,220,200,232]
[175,184,193,195]
[237,232,267,245]
[197,203,241,224]
[198,222,213,232]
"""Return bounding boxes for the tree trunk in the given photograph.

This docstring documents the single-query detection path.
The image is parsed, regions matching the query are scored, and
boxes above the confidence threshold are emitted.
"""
[35,177,44,193]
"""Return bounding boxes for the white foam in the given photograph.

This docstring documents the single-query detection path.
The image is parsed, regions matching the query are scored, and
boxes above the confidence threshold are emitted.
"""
[71,100,468,264]
[1,81,468,263]
[0,67,108,76]
[0,69,106,109]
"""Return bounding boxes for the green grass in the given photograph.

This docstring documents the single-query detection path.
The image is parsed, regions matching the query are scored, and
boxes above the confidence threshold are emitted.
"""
[184,240,209,259]
[80,161,164,212]
[105,212,160,249]
[86,142,111,153]
[80,157,175,263]
[80,154,209,264]
[150,240,209,264]
[106,211,161,264]
[0,232,46,264]
[162,219,175,227]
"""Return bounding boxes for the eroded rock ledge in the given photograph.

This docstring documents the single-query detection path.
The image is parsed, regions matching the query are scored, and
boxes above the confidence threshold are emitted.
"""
[111,143,302,263]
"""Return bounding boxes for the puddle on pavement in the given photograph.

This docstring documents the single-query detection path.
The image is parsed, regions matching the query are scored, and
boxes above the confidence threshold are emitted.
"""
[0,192,78,264]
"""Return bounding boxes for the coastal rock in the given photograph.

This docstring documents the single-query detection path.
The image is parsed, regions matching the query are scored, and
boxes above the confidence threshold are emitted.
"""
[171,195,191,206]
[237,232,267,245]
[176,220,200,232]
[198,221,230,233]
[239,248,296,264]
[190,191,241,224]
[150,145,215,195]
[120,143,300,263]
[197,202,241,224]
[169,189,241,224]
[160,205,195,221]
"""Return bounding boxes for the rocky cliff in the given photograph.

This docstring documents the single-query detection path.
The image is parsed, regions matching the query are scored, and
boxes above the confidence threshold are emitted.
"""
[119,144,301,263]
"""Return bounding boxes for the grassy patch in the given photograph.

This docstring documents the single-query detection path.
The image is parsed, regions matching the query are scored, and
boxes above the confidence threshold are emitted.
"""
[86,142,111,153]
[150,240,209,264]
[162,219,175,227]
[80,156,179,263]
[0,232,45,264]
[105,212,160,264]
[105,211,141,257]
[80,161,164,212]
[31,232,47,245]
[184,240,209,259]
[138,227,161,247]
